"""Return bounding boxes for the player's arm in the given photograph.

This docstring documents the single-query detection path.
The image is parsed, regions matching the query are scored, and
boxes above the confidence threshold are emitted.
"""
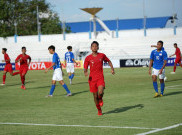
[64,54,67,66]
[151,45,157,48]
[28,56,31,66]
[169,54,175,57]
[148,59,153,75]
[15,55,21,63]
[108,60,115,75]
[84,57,89,77]
[159,52,168,74]
[149,51,154,75]
[45,62,55,73]
[72,59,78,65]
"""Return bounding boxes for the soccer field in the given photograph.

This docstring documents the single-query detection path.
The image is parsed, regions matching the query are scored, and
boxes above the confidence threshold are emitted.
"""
[0,67,182,135]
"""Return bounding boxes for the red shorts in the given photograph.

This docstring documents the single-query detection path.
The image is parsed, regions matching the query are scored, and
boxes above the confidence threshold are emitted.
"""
[20,66,28,75]
[89,79,105,93]
[4,64,13,73]
[175,58,181,64]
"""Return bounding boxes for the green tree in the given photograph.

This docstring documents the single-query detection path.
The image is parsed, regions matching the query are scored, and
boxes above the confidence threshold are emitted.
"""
[0,0,70,37]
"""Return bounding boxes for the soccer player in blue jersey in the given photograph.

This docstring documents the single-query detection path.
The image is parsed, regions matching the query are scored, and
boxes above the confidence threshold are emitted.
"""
[149,41,168,97]
[45,45,72,97]
[151,44,167,81]
[64,46,78,84]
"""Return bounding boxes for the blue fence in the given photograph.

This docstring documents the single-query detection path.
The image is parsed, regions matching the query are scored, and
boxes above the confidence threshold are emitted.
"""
[0,63,16,71]
[66,16,171,33]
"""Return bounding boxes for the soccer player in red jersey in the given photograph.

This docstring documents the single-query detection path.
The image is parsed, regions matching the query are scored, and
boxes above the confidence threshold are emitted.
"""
[84,41,115,116]
[169,43,182,74]
[15,47,31,90]
[1,48,20,85]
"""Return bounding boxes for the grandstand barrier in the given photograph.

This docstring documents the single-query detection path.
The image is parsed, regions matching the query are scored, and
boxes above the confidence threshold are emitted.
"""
[119,58,181,67]
[0,63,16,71]
[15,61,83,70]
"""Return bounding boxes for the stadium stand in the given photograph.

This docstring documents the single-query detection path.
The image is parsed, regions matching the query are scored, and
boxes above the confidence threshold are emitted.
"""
[0,27,182,62]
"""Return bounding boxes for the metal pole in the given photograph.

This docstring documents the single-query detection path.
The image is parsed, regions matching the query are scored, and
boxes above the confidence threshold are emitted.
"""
[116,18,119,38]
[62,21,66,40]
[143,0,147,37]
[173,0,177,35]
[89,19,92,39]
[37,6,41,42]
[93,15,97,39]
[14,21,17,43]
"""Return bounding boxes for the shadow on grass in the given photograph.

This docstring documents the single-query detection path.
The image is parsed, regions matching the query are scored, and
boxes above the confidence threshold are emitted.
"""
[103,104,144,115]
[1,81,35,87]
[164,91,182,97]
[72,90,88,96]
[71,82,88,85]
[166,78,182,82]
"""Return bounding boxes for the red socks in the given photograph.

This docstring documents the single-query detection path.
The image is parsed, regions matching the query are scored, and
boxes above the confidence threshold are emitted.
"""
[173,65,176,72]
[13,72,20,76]
[21,75,25,85]
[3,75,6,83]
[96,104,101,110]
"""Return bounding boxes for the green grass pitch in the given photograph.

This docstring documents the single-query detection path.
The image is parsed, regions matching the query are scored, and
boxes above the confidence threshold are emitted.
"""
[0,67,182,135]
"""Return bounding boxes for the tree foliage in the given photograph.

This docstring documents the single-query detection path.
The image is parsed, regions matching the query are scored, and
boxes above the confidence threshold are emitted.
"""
[0,0,70,37]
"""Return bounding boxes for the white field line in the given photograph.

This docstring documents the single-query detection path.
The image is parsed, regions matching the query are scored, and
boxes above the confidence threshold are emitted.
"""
[165,85,182,88]
[0,122,158,130]
[136,123,182,135]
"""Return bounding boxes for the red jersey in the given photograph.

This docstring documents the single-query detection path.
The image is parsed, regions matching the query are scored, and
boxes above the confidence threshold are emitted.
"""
[175,48,181,59]
[15,54,31,67]
[84,53,110,81]
[4,53,11,65]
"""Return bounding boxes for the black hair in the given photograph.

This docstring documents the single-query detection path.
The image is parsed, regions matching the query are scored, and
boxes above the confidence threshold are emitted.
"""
[158,40,163,46]
[22,46,26,50]
[174,43,177,46]
[48,45,55,51]
[67,46,72,50]
[91,41,99,47]
[2,48,7,52]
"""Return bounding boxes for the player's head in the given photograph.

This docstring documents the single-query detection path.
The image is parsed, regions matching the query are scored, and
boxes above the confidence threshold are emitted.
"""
[157,41,163,50]
[2,48,7,54]
[48,45,55,54]
[67,46,72,51]
[22,47,26,54]
[174,43,177,48]
[91,41,99,52]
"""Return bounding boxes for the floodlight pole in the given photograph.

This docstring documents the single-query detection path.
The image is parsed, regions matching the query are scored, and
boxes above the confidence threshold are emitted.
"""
[116,18,119,38]
[62,21,66,40]
[14,21,17,43]
[143,0,147,37]
[173,0,177,35]
[92,15,97,39]
[89,19,92,39]
[37,6,41,42]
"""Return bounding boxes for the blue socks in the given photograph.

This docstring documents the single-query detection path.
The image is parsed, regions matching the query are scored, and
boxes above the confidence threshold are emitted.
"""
[49,85,55,95]
[62,84,71,94]
[160,83,165,95]
[71,74,74,79]
[69,74,74,80]
[153,82,158,93]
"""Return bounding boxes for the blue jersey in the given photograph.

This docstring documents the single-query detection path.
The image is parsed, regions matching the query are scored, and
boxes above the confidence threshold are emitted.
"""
[52,53,61,70]
[150,49,168,70]
[65,52,74,63]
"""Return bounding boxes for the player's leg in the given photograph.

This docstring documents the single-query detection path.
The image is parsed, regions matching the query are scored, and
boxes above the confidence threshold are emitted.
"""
[8,65,19,76]
[1,71,7,85]
[67,64,72,84]
[70,64,75,81]
[20,68,28,90]
[98,85,104,107]
[92,92,102,115]
[173,63,177,73]
[47,80,56,97]
[152,68,159,97]
[56,68,71,96]
[159,69,165,96]
[59,80,71,96]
